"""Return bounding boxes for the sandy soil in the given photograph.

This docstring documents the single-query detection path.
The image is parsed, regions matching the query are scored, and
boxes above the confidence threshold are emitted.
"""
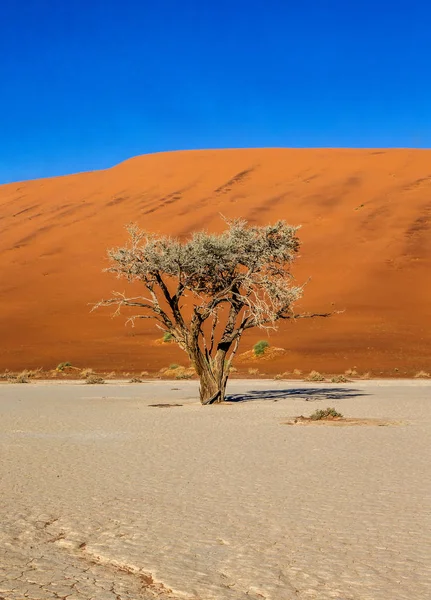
[0,149,430,375]
[1,379,430,599]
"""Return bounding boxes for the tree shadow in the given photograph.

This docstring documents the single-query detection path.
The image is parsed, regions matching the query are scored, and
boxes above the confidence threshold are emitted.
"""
[227,387,368,403]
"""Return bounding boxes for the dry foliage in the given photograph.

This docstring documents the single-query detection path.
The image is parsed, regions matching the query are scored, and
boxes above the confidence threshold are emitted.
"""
[304,370,326,382]
[85,375,105,384]
[94,219,332,404]
[414,370,430,378]
[80,368,94,379]
[248,368,259,375]
[331,375,350,383]
[345,368,358,377]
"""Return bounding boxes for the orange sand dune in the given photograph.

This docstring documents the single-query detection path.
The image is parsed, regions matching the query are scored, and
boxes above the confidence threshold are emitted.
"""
[0,149,430,375]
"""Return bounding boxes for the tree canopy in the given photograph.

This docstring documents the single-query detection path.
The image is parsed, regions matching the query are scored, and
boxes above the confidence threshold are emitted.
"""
[95,219,330,404]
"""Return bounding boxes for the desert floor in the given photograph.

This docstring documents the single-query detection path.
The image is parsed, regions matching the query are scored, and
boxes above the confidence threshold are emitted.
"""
[1,379,430,600]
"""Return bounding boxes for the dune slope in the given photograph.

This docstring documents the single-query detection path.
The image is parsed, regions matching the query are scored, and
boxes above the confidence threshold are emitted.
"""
[0,148,430,375]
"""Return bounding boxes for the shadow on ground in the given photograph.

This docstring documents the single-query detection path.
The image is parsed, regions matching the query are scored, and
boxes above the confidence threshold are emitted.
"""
[227,388,368,403]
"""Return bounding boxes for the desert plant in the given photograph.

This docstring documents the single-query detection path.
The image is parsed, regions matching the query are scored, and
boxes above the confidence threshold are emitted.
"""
[80,368,94,379]
[248,368,259,375]
[169,363,180,370]
[129,377,143,383]
[140,370,149,377]
[345,368,358,377]
[8,370,30,383]
[331,375,349,383]
[310,407,343,420]
[360,372,371,380]
[94,219,332,404]
[85,375,105,384]
[56,362,72,371]
[414,370,430,378]
[304,370,326,382]
[253,340,269,357]
[175,371,193,380]
[293,369,302,376]
[162,331,173,342]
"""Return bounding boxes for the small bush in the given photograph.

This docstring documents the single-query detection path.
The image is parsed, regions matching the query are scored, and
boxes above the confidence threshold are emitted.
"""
[169,363,180,370]
[310,407,343,420]
[331,375,349,383]
[140,370,149,377]
[248,368,259,375]
[304,370,326,382]
[360,372,371,380]
[8,370,30,383]
[253,340,269,356]
[163,331,173,343]
[56,362,72,371]
[129,377,143,383]
[345,368,358,377]
[86,375,105,384]
[293,369,302,376]
[414,370,430,379]
[80,368,94,379]
[175,371,192,380]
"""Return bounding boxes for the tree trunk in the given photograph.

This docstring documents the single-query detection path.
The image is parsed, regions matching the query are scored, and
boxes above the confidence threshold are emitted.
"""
[198,366,227,405]
[189,348,228,405]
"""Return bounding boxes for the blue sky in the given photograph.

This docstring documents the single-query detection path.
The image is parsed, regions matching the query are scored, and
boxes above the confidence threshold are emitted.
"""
[0,0,430,183]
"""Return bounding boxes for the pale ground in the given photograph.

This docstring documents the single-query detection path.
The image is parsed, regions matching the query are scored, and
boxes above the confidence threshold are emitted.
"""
[0,379,430,600]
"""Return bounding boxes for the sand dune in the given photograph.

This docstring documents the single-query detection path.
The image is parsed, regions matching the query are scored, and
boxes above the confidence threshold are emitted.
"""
[0,148,430,374]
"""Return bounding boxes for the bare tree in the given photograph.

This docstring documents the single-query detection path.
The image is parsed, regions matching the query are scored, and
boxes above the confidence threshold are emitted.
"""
[94,219,331,404]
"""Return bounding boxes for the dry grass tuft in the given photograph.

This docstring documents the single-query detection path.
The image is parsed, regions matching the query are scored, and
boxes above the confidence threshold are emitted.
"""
[310,407,343,420]
[140,370,149,377]
[293,369,302,376]
[129,377,143,383]
[331,375,350,383]
[345,368,358,377]
[85,375,105,384]
[248,368,259,376]
[360,372,371,380]
[304,370,326,382]
[414,370,430,378]
[80,368,94,379]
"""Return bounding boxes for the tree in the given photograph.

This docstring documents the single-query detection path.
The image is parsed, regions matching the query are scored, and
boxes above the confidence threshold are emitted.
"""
[94,219,331,404]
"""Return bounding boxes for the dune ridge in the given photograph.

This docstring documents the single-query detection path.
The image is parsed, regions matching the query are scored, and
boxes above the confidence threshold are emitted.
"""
[0,148,430,374]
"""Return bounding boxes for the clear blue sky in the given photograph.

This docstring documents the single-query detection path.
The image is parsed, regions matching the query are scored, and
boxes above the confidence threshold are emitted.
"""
[0,0,430,183]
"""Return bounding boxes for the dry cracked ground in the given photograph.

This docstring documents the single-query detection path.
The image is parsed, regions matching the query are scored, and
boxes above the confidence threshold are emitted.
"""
[1,379,431,600]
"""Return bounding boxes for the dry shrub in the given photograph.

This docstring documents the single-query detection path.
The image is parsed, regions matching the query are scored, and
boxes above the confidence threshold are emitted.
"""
[274,371,290,380]
[414,370,430,378]
[86,375,105,384]
[360,372,371,380]
[331,375,350,383]
[310,407,343,420]
[162,366,194,379]
[304,370,326,382]
[248,368,259,376]
[140,370,149,377]
[129,377,143,383]
[105,371,116,379]
[8,370,30,383]
[345,368,358,377]
[293,369,302,376]
[80,368,94,379]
